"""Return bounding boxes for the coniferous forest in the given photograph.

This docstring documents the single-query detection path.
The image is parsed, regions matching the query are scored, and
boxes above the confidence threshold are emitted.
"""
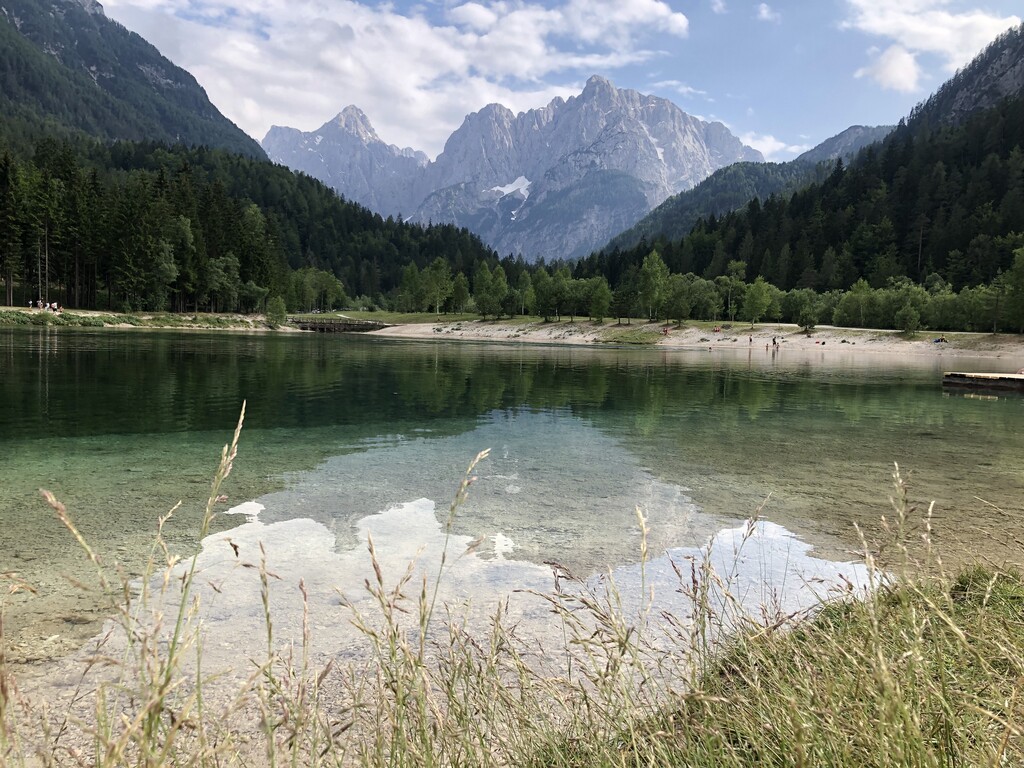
[0,137,500,313]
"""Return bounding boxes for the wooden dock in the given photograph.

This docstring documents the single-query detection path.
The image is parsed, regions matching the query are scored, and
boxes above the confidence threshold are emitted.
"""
[942,372,1024,393]
[287,316,392,333]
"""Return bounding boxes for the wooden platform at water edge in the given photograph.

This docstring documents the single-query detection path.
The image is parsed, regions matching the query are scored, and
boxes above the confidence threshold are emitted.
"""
[288,316,392,333]
[942,371,1024,394]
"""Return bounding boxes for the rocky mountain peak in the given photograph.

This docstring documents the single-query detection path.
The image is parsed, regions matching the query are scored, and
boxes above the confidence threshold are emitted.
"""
[581,74,617,102]
[464,102,516,128]
[328,105,379,142]
[263,75,763,261]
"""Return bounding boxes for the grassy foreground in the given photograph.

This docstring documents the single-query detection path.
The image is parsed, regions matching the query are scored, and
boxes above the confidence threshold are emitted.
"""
[2,414,1023,767]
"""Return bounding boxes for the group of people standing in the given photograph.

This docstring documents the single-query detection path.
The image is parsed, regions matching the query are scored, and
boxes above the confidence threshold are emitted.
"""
[29,299,61,312]
[745,334,782,350]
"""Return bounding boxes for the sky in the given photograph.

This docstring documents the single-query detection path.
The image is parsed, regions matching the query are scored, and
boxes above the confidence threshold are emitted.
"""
[100,0,1022,161]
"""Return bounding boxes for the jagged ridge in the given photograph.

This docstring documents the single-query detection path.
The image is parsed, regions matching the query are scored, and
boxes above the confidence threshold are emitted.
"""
[262,75,763,261]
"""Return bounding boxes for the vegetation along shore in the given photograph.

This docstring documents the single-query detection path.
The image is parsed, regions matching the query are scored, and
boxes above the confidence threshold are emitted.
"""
[5,304,1022,365]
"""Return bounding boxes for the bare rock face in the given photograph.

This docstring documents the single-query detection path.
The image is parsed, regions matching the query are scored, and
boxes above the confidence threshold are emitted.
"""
[263,75,763,260]
[910,22,1024,129]
[795,125,895,165]
[944,28,1024,122]
[262,106,428,215]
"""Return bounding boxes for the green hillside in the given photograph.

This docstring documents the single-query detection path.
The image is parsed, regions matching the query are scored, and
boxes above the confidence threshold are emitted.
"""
[604,161,824,254]
[581,92,1023,291]
[0,0,263,157]
[605,127,895,255]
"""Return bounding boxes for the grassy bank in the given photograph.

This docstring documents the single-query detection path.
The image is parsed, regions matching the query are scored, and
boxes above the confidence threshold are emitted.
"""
[0,308,272,330]
[2,422,1022,767]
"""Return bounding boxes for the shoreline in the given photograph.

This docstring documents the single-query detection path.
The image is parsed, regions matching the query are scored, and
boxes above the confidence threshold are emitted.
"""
[4,305,1019,364]
[369,317,1024,366]
[4,305,1022,364]
[0,305,294,332]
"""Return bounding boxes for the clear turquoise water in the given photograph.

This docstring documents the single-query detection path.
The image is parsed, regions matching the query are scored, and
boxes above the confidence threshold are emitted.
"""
[2,327,1022,661]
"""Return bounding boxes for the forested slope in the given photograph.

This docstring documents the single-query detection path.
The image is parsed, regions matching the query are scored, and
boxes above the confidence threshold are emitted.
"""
[0,0,263,157]
[0,138,498,311]
[604,161,825,254]
[583,22,1024,295]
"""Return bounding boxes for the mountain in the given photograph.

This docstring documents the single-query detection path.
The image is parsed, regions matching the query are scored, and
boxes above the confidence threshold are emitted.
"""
[263,76,763,261]
[602,25,1024,259]
[908,22,1024,128]
[0,0,264,157]
[604,124,893,253]
[0,1,500,311]
[794,125,894,165]
[262,106,427,213]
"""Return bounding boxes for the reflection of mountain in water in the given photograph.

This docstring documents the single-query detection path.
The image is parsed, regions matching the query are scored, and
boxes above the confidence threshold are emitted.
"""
[254,409,718,577]
[187,502,872,675]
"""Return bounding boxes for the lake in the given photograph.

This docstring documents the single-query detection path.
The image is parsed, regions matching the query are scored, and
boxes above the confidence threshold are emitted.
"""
[2,327,1022,664]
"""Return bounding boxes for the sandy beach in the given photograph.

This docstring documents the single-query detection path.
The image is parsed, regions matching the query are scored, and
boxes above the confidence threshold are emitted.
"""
[2,303,1022,368]
[370,317,1024,365]
[4,304,1022,362]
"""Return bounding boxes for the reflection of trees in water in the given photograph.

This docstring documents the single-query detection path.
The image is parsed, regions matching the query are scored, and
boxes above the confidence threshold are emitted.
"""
[6,330,1024,495]
[7,330,1022,447]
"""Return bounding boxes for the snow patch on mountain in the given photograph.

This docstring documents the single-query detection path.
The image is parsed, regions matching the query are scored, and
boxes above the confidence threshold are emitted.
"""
[492,176,532,199]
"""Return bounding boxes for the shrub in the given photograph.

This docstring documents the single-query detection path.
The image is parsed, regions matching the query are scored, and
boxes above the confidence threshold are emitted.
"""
[266,296,287,328]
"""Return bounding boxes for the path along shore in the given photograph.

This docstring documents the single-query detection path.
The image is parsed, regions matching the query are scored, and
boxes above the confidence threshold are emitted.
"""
[3,305,1022,365]
[370,318,1024,366]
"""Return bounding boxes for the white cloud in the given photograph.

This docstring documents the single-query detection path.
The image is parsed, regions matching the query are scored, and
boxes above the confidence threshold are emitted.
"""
[101,0,690,158]
[562,0,689,43]
[854,44,922,91]
[651,79,708,98]
[842,1,1020,80]
[711,0,727,13]
[756,3,780,22]
[447,3,499,32]
[739,132,811,161]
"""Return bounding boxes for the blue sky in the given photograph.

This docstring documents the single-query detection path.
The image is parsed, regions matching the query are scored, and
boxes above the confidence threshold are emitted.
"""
[101,0,1021,160]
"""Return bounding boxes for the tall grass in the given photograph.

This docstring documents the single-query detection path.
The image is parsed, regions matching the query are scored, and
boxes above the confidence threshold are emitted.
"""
[2,420,1023,767]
